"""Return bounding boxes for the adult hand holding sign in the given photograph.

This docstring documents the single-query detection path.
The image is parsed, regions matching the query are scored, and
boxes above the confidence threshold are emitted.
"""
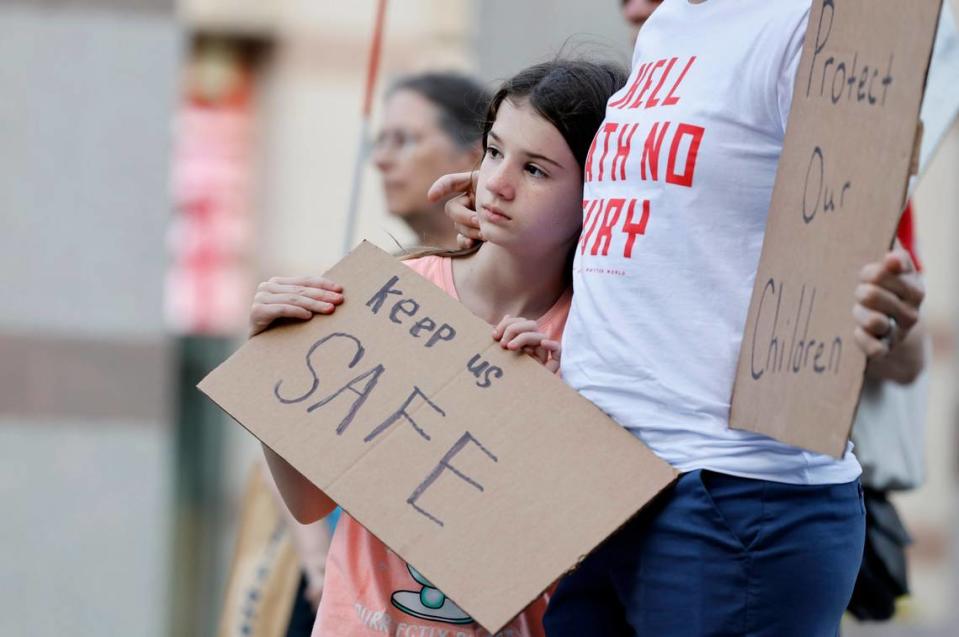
[854,245,926,382]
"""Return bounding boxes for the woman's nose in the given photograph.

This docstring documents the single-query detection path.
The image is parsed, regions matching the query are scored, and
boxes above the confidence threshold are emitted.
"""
[372,145,392,171]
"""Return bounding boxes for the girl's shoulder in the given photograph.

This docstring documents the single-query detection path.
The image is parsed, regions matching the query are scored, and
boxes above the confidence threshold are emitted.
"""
[401,253,446,274]
[401,254,456,296]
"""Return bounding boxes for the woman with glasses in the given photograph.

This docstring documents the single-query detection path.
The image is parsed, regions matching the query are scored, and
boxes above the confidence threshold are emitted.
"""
[373,72,490,249]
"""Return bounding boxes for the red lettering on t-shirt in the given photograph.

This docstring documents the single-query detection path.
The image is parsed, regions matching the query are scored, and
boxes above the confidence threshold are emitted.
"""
[579,199,603,255]
[584,131,599,183]
[641,121,671,182]
[645,57,678,109]
[663,56,697,106]
[609,62,650,110]
[591,199,625,256]
[611,123,639,182]
[630,58,667,109]
[596,122,619,182]
[621,199,650,259]
[666,123,705,188]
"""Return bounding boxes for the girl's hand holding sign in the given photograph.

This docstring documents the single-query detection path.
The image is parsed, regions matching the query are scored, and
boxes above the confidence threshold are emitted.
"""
[493,315,562,374]
[249,276,344,337]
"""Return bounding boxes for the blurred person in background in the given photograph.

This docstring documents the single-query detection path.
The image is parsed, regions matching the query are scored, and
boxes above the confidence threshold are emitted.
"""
[373,72,490,249]
[621,0,663,31]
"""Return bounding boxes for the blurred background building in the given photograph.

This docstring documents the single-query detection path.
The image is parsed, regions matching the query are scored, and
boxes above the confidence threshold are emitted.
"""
[0,1,955,636]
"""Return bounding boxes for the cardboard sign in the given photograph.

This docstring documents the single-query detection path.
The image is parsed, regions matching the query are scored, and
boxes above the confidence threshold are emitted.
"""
[199,241,677,633]
[730,0,943,457]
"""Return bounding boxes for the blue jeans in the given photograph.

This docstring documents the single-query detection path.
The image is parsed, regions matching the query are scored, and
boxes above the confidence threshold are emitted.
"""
[544,470,865,636]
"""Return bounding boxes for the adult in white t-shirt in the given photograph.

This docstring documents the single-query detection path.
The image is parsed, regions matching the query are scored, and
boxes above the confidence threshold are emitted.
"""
[432,0,927,634]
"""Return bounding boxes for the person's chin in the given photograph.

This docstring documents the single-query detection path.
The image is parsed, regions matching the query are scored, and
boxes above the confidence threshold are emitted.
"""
[477,223,518,249]
[386,203,418,219]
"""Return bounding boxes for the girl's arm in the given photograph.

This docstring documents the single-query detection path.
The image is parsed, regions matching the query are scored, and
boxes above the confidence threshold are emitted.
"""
[250,274,345,522]
[262,443,337,524]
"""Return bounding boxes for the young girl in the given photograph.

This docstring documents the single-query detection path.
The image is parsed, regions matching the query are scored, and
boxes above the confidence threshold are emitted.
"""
[251,59,627,636]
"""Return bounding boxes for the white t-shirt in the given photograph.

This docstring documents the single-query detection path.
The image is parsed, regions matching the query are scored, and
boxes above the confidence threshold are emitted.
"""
[562,0,862,485]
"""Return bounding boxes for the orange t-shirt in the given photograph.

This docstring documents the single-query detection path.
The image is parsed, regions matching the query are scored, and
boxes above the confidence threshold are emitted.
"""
[312,255,571,637]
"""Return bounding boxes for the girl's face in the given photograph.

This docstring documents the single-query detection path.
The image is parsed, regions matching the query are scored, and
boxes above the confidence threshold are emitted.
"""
[475,99,583,254]
[373,89,478,219]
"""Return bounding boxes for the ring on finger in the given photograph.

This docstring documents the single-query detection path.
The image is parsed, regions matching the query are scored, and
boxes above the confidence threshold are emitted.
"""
[880,315,898,349]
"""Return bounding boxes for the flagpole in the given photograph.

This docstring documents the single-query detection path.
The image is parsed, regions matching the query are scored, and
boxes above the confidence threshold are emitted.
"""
[343,0,389,255]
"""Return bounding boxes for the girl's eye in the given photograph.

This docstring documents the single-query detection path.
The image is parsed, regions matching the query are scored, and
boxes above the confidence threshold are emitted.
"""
[525,164,547,178]
[486,146,502,159]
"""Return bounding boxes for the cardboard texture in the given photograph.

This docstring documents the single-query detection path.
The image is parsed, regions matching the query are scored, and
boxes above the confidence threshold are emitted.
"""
[199,242,677,633]
[730,0,943,457]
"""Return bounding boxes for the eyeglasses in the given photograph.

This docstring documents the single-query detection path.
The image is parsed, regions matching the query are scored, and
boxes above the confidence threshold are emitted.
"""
[373,129,425,154]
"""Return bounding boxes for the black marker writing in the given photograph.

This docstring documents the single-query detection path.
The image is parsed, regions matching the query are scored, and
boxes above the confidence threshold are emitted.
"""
[273,332,385,434]
[306,366,384,434]
[366,276,457,348]
[750,278,842,380]
[407,431,498,527]
[802,146,852,224]
[466,354,504,389]
[364,386,445,443]
[806,0,894,108]
[366,276,403,314]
